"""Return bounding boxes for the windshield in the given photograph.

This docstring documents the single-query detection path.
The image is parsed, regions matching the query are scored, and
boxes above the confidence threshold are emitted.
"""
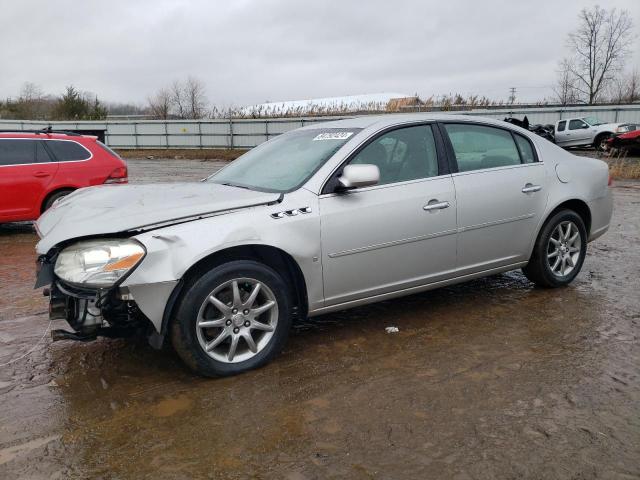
[581,116,605,126]
[208,128,361,192]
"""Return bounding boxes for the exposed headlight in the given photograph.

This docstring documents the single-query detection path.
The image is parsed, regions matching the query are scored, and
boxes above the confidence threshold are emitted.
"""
[54,239,146,287]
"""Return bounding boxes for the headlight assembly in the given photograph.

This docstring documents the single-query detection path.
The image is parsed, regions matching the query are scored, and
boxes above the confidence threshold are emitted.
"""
[54,239,146,288]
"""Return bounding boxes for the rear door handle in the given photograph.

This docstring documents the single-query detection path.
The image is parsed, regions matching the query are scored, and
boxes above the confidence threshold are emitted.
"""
[522,183,542,193]
[33,171,51,178]
[423,200,450,211]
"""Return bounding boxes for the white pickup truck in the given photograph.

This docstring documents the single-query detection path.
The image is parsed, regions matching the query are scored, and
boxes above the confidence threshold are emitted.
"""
[554,116,630,150]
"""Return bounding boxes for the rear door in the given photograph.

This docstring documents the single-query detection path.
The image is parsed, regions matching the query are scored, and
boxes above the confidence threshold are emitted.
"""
[441,123,548,274]
[0,139,58,221]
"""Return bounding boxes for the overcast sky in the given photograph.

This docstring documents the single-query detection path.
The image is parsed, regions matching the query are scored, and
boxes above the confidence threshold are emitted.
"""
[2,0,639,107]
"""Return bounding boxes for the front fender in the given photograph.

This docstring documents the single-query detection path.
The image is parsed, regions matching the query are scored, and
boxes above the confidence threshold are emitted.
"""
[122,189,322,332]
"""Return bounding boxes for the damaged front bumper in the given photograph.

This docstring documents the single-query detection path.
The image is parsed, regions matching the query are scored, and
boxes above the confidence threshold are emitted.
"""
[37,256,154,344]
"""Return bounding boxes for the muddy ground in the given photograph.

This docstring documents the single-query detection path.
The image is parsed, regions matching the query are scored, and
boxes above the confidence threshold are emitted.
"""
[1,158,639,479]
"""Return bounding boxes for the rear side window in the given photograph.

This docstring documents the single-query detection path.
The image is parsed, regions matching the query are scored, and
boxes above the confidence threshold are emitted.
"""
[557,121,566,132]
[443,124,521,172]
[514,134,536,163]
[0,139,37,165]
[46,140,91,161]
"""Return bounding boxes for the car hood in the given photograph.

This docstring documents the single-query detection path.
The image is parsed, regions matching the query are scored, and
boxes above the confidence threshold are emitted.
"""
[593,122,621,131]
[36,183,281,253]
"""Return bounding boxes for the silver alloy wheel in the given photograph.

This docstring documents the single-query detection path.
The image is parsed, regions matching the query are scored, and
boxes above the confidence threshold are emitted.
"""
[195,277,278,363]
[547,220,582,277]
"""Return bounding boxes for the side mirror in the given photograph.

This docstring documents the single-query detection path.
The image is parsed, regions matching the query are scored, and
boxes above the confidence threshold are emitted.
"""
[582,124,589,129]
[337,164,380,190]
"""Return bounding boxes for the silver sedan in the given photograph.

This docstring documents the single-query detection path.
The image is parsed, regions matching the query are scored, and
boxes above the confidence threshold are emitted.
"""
[36,114,613,376]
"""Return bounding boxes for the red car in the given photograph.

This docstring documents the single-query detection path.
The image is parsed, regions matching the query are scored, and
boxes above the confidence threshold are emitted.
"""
[0,129,127,223]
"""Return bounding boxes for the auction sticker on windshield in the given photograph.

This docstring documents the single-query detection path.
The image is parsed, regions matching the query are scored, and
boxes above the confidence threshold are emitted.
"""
[313,132,354,141]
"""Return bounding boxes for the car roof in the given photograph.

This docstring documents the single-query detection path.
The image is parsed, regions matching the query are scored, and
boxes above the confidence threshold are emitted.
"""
[0,132,89,140]
[300,113,514,131]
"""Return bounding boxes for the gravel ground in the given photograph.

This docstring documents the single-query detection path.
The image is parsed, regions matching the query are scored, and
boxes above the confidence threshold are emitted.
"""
[0,157,639,479]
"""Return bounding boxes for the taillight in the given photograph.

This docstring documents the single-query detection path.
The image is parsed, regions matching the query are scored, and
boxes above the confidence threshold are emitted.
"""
[104,166,128,184]
[608,174,613,186]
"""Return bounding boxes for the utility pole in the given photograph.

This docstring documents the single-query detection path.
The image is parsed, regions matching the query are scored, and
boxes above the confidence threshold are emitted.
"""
[508,87,517,104]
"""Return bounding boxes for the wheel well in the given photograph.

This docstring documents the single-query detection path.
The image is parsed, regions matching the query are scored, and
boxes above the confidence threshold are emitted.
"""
[41,188,75,213]
[549,199,591,235]
[594,132,612,143]
[163,245,308,334]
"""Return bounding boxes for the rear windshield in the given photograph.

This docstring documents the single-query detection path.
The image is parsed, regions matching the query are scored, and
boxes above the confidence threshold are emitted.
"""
[209,128,361,192]
[46,140,91,161]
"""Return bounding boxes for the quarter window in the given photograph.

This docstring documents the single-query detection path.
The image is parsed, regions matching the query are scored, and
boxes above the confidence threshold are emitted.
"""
[514,134,536,163]
[443,124,521,172]
[45,140,91,161]
[568,119,587,130]
[557,121,566,132]
[0,139,37,166]
[348,125,439,186]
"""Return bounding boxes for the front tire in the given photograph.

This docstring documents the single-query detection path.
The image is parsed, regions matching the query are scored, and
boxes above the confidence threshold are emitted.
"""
[522,210,587,288]
[171,260,292,377]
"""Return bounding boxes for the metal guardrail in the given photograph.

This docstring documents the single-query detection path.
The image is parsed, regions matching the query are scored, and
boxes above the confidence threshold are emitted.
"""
[1,104,638,149]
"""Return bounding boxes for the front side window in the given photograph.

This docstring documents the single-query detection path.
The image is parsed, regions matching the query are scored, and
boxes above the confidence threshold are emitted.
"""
[557,121,567,132]
[46,140,91,161]
[348,125,439,186]
[568,119,587,130]
[0,139,37,166]
[443,124,521,172]
[210,128,361,192]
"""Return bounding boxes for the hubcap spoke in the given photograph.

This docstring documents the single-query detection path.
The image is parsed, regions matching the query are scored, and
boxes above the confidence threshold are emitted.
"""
[232,281,242,307]
[243,331,258,353]
[252,300,276,316]
[206,329,230,351]
[244,283,261,309]
[548,250,560,259]
[227,335,240,361]
[209,295,231,315]
[250,321,275,332]
[198,318,226,328]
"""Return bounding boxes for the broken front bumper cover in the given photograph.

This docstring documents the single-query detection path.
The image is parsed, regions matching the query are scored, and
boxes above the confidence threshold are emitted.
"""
[37,256,148,342]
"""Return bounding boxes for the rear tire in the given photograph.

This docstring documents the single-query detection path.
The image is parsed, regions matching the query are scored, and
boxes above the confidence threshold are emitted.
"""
[522,210,587,288]
[171,260,292,377]
[42,189,72,212]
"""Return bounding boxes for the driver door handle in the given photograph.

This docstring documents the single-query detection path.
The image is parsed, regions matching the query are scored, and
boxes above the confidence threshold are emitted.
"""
[522,184,542,193]
[423,200,450,211]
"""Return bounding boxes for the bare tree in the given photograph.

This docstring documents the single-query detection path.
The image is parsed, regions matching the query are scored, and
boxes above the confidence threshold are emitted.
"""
[184,76,208,119]
[567,6,634,104]
[553,59,579,105]
[170,80,187,119]
[624,70,640,103]
[147,88,172,119]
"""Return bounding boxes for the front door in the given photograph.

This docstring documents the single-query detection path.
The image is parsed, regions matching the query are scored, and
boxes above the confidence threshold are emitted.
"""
[441,122,548,274]
[319,124,457,306]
